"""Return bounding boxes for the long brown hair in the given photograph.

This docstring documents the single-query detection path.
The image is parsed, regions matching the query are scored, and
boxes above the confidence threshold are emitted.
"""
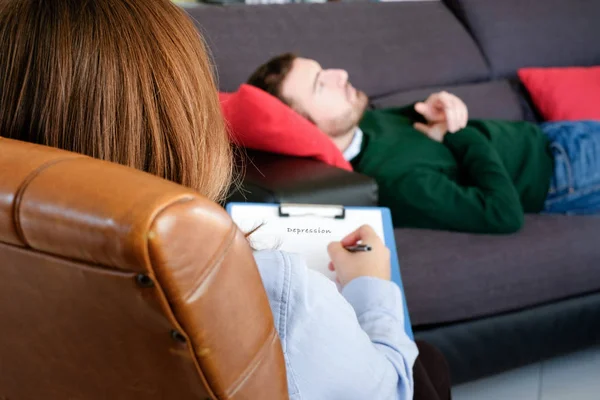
[0,0,232,202]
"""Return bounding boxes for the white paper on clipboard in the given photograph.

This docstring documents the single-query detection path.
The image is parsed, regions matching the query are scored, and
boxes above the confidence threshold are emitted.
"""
[229,203,385,281]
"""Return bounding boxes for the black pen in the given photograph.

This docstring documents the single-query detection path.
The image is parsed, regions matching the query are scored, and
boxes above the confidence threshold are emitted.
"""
[344,244,372,252]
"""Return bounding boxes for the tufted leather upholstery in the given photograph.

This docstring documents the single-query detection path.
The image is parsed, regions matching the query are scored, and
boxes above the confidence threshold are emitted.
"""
[0,137,288,399]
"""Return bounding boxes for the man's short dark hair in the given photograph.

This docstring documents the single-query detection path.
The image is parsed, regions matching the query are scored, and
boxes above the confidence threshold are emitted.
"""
[247,53,297,106]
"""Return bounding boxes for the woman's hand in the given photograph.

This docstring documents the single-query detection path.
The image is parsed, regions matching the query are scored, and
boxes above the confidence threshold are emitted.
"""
[327,225,391,287]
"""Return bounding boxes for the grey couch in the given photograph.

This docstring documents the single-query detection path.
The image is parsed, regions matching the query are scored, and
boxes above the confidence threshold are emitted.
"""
[187,0,600,384]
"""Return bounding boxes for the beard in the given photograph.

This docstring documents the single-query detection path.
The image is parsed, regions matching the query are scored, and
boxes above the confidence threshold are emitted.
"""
[324,90,369,138]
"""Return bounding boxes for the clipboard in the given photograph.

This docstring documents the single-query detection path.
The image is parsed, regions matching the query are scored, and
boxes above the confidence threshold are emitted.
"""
[227,202,413,339]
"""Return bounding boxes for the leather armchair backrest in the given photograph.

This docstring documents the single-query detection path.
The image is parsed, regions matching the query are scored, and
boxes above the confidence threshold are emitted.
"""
[0,138,288,400]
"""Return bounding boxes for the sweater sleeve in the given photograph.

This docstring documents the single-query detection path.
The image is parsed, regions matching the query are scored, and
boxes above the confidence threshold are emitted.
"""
[379,104,428,124]
[386,128,524,234]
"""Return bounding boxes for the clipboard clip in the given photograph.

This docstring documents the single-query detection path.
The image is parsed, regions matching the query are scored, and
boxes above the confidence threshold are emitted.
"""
[278,203,346,219]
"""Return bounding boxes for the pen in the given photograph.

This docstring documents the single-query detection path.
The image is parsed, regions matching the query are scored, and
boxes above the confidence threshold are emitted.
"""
[344,244,372,252]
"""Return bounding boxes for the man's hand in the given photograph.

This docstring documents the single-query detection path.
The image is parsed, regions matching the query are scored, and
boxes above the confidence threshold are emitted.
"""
[413,91,468,142]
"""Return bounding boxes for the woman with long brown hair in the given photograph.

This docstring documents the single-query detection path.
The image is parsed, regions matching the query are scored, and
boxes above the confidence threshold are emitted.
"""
[0,0,231,202]
[0,1,450,399]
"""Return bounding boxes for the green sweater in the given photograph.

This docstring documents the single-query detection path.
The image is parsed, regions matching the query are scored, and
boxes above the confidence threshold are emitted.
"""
[354,106,554,234]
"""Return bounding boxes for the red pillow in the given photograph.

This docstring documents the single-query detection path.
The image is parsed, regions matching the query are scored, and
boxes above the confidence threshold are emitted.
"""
[220,84,352,171]
[518,66,600,121]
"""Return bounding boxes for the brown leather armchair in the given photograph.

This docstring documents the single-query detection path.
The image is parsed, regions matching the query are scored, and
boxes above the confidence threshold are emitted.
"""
[0,138,288,400]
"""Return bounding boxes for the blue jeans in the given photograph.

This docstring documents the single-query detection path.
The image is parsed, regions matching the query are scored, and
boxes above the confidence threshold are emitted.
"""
[542,121,600,215]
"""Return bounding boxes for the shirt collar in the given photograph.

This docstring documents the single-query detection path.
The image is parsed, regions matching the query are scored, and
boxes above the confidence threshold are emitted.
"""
[342,127,364,161]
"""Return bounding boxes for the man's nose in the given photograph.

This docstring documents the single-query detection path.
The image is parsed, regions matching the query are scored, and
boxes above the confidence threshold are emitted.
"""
[323,69,349,87]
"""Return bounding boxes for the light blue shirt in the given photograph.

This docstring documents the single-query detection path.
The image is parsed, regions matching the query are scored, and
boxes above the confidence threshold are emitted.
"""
[254,250,418,400]
[342,127,364,161]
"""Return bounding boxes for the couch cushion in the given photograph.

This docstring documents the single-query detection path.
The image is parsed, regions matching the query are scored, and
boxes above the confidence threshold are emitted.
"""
[396,214,600,326]
[371,80,530,121]
[188,2,489,96]
[444,0,600,78]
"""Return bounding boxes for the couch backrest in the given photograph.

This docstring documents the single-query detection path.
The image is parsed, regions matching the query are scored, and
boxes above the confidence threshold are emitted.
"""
[371,80,533,122]
[443,0,600,78]
[189,0,598,123]
[0,138,288,400]
[189,2,490,96]
[188,2,536,121]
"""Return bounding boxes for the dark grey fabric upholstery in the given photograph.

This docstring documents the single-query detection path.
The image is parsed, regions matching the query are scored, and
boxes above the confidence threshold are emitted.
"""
[371,80,527,121]
[396,214,600,326]
[416,292,600,384]
[443,0,600,78]
[187,2,489,96]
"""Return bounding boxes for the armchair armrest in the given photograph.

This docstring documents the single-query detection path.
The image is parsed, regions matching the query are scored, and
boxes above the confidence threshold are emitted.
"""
[227,150,378,207]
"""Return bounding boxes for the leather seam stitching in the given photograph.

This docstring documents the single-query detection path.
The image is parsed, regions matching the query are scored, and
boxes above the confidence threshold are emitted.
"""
[183,219,237,303]
[225,328,281,398]
[12,157,83,247]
